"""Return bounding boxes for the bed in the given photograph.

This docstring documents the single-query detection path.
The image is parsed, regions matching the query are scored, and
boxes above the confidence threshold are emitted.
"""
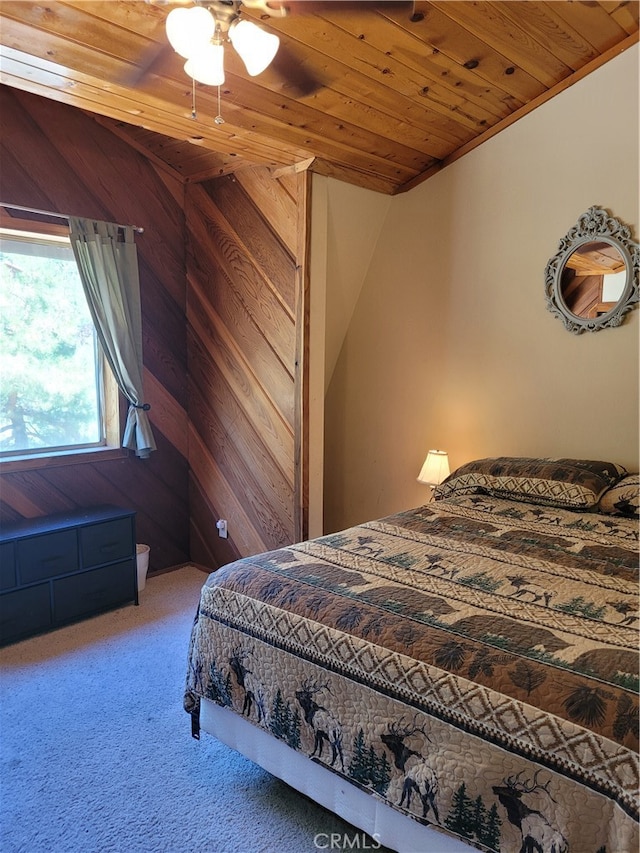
[184,457,639,852]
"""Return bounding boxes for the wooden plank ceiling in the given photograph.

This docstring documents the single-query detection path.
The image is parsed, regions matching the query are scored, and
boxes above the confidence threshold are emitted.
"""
[0,0,637,195]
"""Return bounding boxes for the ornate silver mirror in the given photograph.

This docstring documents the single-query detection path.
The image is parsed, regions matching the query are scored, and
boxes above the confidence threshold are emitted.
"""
[544,207,639,333]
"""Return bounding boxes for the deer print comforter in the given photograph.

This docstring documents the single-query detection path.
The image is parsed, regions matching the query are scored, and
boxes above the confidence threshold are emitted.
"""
[184,494,639,853]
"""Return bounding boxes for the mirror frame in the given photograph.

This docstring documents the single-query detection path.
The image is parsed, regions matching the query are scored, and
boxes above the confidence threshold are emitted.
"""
[544,206,639,334]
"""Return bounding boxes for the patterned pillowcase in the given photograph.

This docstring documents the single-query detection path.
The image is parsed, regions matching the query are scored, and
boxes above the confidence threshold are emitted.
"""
[434,457,627,510]
[598,474,640,518]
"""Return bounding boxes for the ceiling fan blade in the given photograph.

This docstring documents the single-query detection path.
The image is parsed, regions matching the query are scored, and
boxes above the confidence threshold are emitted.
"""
[268,44,324,96]
[258,1,412,95]
[119,41,175,88]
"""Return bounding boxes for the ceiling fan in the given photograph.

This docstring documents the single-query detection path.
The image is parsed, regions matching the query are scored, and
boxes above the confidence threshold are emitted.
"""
[135,0,410,98]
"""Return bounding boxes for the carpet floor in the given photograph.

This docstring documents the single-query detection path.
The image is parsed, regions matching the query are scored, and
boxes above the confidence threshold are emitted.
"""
[0,567,388,853]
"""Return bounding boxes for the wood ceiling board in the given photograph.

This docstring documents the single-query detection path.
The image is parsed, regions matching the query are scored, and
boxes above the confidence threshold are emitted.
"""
[104,127,236,179]
[381,2,548,102]
[0,2,163,80]
[307,156,401,195]
[264,54,473,158]
[429,2,573,87]
[311,7,521,121]
[552,2,631,48]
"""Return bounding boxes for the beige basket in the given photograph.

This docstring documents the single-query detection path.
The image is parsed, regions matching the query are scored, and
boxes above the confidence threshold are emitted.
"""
[136,544,150,591]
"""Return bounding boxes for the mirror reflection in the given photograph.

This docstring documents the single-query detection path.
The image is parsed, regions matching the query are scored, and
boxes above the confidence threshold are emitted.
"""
[544,206,639,334]
[560,241,627,319]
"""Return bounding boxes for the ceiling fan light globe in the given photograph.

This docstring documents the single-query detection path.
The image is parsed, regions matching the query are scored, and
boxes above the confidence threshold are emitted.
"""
[184,43,225,86]
[166,7,215,59]
[229,20,279,76]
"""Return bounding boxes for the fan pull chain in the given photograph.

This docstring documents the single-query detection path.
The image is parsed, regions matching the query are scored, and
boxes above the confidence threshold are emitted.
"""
[191,78,197,120]
[215,85,225,125]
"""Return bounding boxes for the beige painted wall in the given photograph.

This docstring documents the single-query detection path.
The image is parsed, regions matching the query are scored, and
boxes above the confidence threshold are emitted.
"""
[320,44,639,534]
[308,179,392,536]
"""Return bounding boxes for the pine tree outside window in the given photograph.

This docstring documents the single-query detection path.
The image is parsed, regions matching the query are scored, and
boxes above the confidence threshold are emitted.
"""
[0,221,120,461]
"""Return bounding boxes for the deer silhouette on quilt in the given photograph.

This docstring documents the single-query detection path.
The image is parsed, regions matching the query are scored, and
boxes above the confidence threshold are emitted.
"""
[295,678,345,771]
[229,647,266,723]
[492,771,569,853]
[381,717,440,822]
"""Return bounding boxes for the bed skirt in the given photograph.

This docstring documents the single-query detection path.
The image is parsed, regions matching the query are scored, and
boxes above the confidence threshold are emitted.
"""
[200,698,473,853]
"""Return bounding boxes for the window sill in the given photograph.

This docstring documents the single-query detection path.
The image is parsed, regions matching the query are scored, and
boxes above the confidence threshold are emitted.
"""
[0,446,129,474]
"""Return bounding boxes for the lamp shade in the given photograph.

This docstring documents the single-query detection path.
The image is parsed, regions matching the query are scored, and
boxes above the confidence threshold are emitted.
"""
[166,6,215,59]
[417,450,450,486]
[184,42,225,86]
[229,19,280,76]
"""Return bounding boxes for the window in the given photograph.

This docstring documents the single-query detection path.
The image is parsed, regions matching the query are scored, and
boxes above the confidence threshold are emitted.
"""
[0,221,119,461]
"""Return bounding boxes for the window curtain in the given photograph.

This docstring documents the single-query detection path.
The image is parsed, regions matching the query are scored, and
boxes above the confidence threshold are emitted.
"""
[69,217,156,458]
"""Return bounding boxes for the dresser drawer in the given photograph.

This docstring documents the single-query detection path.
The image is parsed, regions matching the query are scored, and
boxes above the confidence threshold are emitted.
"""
[0,506,137,645]
[18,530,78,583]
[0,584,52,644]
[53,561,135,624]
[0,542,16,590]
[80,518,134,569]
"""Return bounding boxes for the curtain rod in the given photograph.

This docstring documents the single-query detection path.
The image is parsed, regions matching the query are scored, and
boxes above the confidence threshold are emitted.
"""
[0,202,144,234]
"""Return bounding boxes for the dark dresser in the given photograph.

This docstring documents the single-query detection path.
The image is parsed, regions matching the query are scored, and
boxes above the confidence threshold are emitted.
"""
[0,505,137,645]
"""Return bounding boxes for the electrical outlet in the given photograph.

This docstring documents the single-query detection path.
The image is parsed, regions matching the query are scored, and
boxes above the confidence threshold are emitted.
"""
[216,519,228,539]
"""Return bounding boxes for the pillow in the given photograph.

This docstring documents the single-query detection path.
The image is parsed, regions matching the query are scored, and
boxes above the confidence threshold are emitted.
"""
[598,473,640,518]
[433,457,626,510]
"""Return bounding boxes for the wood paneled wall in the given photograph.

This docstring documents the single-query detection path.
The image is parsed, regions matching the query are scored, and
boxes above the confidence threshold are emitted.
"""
[0,87,190,572]
[1,86,310,576]
[186,167,310,569]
